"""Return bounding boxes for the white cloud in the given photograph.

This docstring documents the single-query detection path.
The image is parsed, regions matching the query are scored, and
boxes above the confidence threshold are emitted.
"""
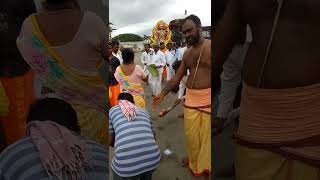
[110,0,211,37]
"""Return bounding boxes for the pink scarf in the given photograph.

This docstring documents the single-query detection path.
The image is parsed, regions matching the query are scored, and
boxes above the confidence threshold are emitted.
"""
[119,100,137,121]
[27,121,90,180]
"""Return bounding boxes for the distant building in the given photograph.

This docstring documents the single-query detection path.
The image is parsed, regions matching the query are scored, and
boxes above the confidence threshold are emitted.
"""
[202,26,211,39]
[120,41,144,52]
[143,35,151,44]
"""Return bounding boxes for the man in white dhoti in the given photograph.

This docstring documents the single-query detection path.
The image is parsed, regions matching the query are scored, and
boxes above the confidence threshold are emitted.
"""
[141,44,153,73]
[177,42,190,102]
[165,42,176,81]
[173,42,190,118]
[148,42,166,96]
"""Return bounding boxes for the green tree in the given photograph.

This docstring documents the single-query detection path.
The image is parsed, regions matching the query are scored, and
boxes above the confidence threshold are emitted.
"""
[112,33,143,42]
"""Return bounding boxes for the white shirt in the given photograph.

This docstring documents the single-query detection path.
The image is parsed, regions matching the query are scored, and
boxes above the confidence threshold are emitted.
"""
[178,47,187,61]
[150,50,166,67]
[165,50,176,66]
[141,50,154,65]
[112,51,123,64]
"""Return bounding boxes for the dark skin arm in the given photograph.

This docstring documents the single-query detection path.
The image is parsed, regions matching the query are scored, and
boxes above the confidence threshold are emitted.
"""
[212,0,245,130]
[152,52,188,108]
[213,0,245,83]
[142,76,148,82]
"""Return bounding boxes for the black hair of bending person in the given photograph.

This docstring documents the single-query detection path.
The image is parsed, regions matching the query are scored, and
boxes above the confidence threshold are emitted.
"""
[27,98,80,134]
[121,48,135,64]
[117,93,135,104]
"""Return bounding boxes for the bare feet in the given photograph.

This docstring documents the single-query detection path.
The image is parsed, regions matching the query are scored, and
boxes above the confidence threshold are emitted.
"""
[182,157,189,167]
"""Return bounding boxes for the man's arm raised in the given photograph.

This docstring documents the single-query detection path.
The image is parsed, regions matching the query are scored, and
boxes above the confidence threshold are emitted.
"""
[152,51,189,108]
[213,0,245,86]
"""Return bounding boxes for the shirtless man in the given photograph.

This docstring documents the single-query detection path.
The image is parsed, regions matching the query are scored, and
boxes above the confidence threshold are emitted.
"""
[213,0,320,179]
[153,14,212,178]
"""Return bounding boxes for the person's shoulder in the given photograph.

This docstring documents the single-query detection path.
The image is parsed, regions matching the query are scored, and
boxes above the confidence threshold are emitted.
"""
[84,11,106,29]
[184,47,192,55]
[206,39,212,46]
[19,13,35,31]
[135,64,143,71]
[0,137,34,163]
[205,39,211,51]
[84,139,108,153]
[136,108,151,118]
[114,64,121,72]
[85,11,103,20]
[109,105,121,114]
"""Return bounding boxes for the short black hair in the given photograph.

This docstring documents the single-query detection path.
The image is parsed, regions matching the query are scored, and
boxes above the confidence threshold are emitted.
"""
[121,48,134,64]
[144,43,151,47]
[160,42,165,46]
[118,93,135,104]
[27,98,80,133]
[184,14,202,27]
[111,40,119,46]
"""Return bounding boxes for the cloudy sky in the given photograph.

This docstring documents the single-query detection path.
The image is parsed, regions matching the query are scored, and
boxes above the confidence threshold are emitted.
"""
[110,0,211,37]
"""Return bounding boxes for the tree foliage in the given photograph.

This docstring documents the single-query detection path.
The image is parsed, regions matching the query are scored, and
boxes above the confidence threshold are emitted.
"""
[112,33,143,42]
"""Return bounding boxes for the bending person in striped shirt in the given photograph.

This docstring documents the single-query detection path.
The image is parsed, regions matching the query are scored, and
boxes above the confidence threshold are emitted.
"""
[109,92,160,180]
[0,98,108,180]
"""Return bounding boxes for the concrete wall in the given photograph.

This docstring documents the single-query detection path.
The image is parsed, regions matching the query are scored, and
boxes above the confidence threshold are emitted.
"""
[120,41,145,52]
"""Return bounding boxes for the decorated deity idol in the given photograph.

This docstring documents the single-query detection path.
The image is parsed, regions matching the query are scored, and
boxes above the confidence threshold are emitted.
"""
[150,20,172,46]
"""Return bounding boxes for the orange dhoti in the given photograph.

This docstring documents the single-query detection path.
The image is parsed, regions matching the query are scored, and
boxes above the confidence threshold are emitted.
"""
[162,66,167,81]
[0,70,35,146]
[109,83,120,108]
[184,88,212,176]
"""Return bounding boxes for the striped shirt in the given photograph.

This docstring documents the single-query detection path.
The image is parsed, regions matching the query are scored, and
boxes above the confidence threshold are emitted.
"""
[0,137,108,180]
[109,106,160,177]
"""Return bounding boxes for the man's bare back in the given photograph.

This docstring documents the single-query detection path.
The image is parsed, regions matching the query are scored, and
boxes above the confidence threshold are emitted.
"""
[215,0,320,89]
[184,39,212,89]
